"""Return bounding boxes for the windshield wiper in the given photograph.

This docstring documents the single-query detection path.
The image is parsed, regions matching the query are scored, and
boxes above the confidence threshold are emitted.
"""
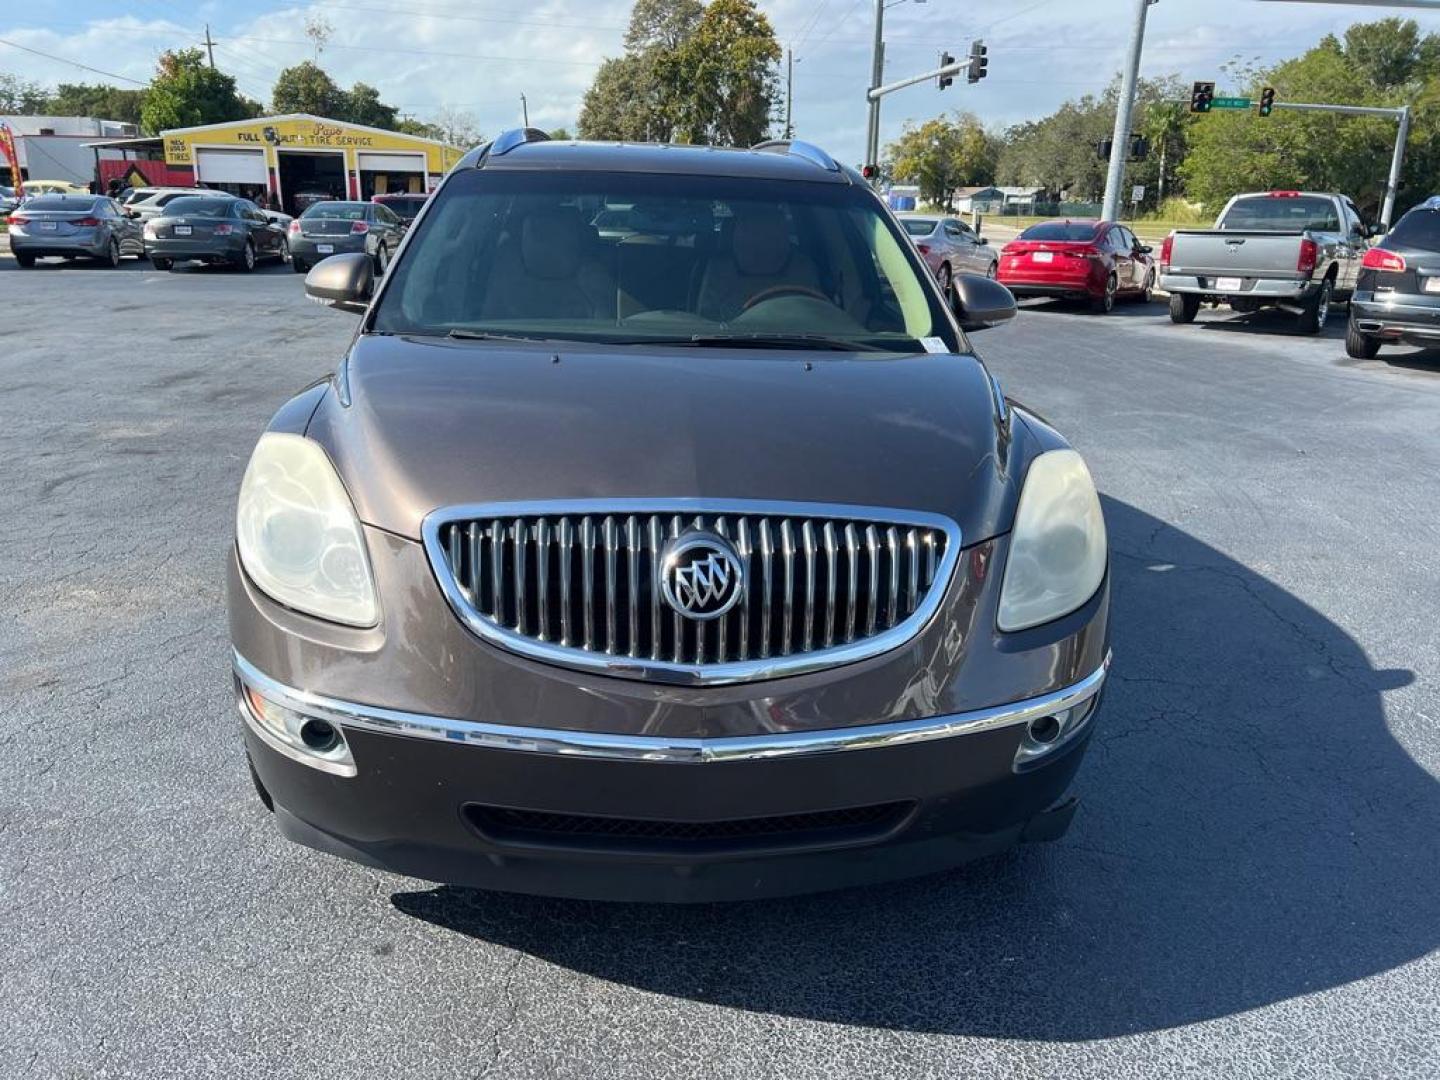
[675,333,872,352]
[444,329,550,343]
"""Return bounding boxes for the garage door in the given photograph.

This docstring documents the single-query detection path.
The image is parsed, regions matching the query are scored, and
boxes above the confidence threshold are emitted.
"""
[195,148,268,186]
[358,152,424,173]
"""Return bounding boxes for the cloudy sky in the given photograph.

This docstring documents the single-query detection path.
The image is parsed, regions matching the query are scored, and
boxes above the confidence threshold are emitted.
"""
[5,0,1440,163]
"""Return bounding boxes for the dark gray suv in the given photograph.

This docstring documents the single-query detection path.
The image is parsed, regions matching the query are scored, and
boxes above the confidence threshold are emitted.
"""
[230,131,1111,902]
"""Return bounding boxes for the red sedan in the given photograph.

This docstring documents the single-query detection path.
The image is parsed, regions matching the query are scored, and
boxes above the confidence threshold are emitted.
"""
[998,219,1155,313]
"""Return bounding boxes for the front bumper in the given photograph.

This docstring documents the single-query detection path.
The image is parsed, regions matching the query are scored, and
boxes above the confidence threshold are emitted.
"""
[1350,295,1440,343]
[1161,273,1314,300]
[237,652,1108,902]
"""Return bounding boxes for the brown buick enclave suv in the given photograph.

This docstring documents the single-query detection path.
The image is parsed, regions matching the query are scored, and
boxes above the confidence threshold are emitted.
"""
[229,130,1111,902]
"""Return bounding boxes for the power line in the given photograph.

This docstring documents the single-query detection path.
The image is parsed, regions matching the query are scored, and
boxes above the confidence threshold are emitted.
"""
[0,36,149,85]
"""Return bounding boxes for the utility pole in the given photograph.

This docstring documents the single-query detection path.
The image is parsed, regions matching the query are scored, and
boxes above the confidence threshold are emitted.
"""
[785,49,794,139]
[865,0,885,172]
[1270,101,1411,227]
[202,24,217,69]
[1101,0,1154,222]
[520,94,529,127]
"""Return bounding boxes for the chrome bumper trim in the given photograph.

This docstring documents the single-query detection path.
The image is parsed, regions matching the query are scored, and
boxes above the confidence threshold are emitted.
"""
[232,651,1111,765]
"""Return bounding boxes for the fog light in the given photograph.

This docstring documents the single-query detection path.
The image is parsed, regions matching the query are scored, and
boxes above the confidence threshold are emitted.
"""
[1013,695,1099,771]
[240,683,356,777]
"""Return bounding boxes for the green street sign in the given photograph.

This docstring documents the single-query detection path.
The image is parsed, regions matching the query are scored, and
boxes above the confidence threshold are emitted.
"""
[1211,96,1252,110]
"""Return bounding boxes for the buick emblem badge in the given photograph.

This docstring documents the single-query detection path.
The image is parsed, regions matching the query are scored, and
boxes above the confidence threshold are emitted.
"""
[659,531,745,621]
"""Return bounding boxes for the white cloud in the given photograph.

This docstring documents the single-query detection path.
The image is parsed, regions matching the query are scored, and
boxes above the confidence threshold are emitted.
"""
[4,0,1438,162]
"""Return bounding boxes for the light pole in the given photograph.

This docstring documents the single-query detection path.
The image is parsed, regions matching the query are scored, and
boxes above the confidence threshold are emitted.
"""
[1100,0,1156,222]
[865,0,927,173]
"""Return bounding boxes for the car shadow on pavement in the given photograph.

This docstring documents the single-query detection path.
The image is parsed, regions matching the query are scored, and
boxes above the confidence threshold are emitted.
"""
[392,497,1435,1039]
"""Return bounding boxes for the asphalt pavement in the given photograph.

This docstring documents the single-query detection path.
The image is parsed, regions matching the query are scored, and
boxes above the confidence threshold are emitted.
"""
[1,253,1437,1079]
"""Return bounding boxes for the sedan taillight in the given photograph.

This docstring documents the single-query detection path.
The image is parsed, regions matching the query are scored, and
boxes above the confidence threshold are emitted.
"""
[72,216,101,227]
[351,221,370,234]
[214,223,235,235]
[6,214,27,225]
[1159,232,1174,271]
[288,220,301,234]
[916,243,931,254]
[1361,247,1406,273]
[1297,237,1319,274]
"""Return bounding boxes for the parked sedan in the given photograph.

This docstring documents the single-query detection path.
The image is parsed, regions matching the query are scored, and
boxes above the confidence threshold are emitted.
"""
[899,214,998,289]
[999,219,1155,313]
[144,195,289,271]
[7,195,144,268]
[288,200,404,274]
[1346,196,1440,358]
[231,132,1110,903]
[123,187,203,222]
[0,185,19,215]
[372,193,428,226]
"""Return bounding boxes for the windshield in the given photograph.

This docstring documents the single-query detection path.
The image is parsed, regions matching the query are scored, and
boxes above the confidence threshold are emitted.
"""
[21,196,98,211]
[304,202,368,220]
[372,169,953,352]
[901,219,938,237]
[1221,196,1340,232]
[1388,209,1440,251]
[163,197,235,218]
[376,196,426,220]
[1019,221,1100,242]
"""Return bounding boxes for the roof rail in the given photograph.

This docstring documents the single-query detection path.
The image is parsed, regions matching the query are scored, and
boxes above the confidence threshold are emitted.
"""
[489,127,552,157]
[750,139,841,173]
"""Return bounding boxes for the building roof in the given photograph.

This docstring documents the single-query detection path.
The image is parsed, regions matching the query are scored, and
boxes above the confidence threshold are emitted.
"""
[954,185,1002,197]
[466,138,852,184]
[157,113,456,150]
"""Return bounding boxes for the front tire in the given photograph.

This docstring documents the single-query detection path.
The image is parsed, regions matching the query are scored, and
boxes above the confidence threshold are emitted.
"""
[236,241,256,273]
[14,252,35,268]
[1345,317,1381,359]
[1136,269,1154,303]
[1169,292,1200,324]
[101,239,121,268]
[1296,278,1332,334]
[1091,274,1116,314]
[936,262,952,294]
[278,237,291,265]
[375,243,390,275]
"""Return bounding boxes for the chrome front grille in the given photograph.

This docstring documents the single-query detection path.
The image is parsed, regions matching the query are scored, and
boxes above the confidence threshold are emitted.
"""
[423,500,959,685]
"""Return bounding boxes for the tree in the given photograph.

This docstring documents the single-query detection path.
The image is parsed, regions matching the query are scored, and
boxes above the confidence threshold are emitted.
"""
[579,0,703,142]
[548,128,572,141]
[141,49,255,134]
[342,83,397,129]
[665,0,780,146]
[888,113,999,207]
[0,73,52,114]
[1178,20,1440,218]
[42,83,147,126]
[271,62,345,117]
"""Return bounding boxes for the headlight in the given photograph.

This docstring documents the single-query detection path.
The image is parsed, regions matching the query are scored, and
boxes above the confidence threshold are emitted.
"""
[997,449,1107,632]
[235,433,379,627]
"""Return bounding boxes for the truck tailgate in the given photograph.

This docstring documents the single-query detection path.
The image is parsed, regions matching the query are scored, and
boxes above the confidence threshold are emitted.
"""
[1167,230,1306,278]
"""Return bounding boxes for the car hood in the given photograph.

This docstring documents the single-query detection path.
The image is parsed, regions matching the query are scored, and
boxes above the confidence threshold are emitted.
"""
[307,333,1024,545]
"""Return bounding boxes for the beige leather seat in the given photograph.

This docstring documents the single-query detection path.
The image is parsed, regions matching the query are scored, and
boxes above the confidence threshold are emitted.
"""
[482,208,616,321]
[695,206,823,322]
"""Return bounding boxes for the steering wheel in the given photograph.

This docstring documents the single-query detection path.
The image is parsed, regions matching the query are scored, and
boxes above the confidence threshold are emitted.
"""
[740,284,832,312]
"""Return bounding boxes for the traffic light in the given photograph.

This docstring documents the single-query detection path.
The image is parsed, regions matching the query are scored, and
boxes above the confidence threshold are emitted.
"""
[1096,138,1113,161]
[967,40,988,84]
[1129,135,1150,161]
[938,52,955,90]
[1258,86,1276,117]
[1190,80,1215,113]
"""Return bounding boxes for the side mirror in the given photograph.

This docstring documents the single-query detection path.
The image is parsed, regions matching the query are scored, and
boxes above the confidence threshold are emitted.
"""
[1368,223,1384,238]
[951,272,1017,332]
[977,236,990,246]
[305,252,374,313]
[124,209,141,219]
[1138,244,1153,254]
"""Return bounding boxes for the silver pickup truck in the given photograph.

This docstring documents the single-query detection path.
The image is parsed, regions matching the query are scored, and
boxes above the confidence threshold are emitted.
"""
[1160,191,1374,333]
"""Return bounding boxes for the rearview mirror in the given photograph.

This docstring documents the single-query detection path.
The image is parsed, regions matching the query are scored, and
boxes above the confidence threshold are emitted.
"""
[951,273,1017,332]
[305,252,374,313]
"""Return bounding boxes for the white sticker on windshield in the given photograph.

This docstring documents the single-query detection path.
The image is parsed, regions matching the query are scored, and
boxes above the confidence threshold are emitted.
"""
[920,337,950,354]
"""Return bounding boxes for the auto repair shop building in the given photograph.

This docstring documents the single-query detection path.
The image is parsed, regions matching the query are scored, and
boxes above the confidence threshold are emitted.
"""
[96,114,462,216]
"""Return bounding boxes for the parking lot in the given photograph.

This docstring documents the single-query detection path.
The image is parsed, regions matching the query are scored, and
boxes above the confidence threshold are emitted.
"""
[2,253,1438,1078]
